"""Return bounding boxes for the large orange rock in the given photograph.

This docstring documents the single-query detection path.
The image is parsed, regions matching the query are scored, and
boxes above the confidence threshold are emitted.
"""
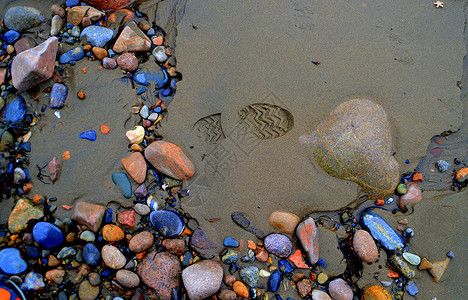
[121,152,147,183]
[83,0,136,11]
[144,141,194,180]
[113,21,151,53]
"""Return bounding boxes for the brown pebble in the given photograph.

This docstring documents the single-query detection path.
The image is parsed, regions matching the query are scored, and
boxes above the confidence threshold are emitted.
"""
[48,255,60,267]
[232,281,249,298]
[218,289,237,300]
[92,47,107,60]
[83,45,92,51]
[418,257,433,270]
[398,218,408,225]
[223,275,236,287]
[66,232,77,243]
[139,20,151,31]
[292,272,305,282]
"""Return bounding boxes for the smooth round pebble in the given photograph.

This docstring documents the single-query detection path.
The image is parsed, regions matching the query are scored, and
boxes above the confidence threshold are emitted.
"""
[317,273,328,284]
[134,203,150,216]
[80,230,95,242]
[33,222,64,248]
[116,269,140,288]
[312,289,332,300]
[264,233,292,257]
[328,278,353,300]
[83,243,101,265]
[102,57,117,69]
[0,248,27,274]
[129,231,154,253]
[78,280,100,300]
[353,230,378,263]
[182,260,223,300]
[269,211,301,234]
[101,245,126,269]
[117,52,138,71]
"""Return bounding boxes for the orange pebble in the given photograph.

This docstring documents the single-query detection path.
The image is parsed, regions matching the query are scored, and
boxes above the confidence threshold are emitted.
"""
[232,281,249,298]
[136,251,146,259]
[100,124,110,134]
[375,199,385,206]
[455,168,468,182]
[81,67,87,74]
[165,48,172,56]
[386,271,399,278]
[434,137,442,144]
[83,45,92,51]
[10,234,19,241]
[412,172,423,182]
[22,183,33,194]
[237,239,244,252]
[181,228,192,236]
[62,151,70,160]
[247,240,256,250]
[153,36,164,46]
[310,273,316,281]
[32,194,43,204]
[61,205,72,210]
[130,144,143,152]
[77,91,86,99]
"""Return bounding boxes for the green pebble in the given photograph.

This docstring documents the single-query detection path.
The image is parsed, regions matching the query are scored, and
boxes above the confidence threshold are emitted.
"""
[397,183,408,194]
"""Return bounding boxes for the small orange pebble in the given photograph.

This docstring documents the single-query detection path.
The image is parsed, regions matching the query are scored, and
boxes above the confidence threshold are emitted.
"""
[32,194,43,204]
[310,272,316,281]
[237,239,244,252]
[232,281,249,298]
[267,257,273,264]
[136,252,145,259]
[22,183,33,194]
[412,172,423,182]
[77,91,86,99]
[165,48,172,56]
[62,151,70,160]
[10,234,19,241]
[81,67,87,74]
[208,218,220,222]
[62,205,72,210]
[455,167,468,182]
[100,124,110,134]
[181,228,192,236]
[83,45,92,51]
[375,199,385,206]
[130,144,143,152]
[153,36,164,46]
[386,271,399,278]
[247,240,256,250]
[434,137,442,144]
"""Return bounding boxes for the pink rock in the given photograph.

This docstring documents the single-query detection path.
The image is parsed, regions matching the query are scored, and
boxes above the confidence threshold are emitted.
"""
[117,52,138,71]
[72,201,106,233]
[13,37,37,55]
[352,230,378,263]
[102,57,117,69]
[0,69,6,86]
[113,22,151,53]
[48,156,61,182]
[50,4,66,18]
[296,217,319,264]
[11,37,58,91]
[312,289,332,300]
[82,0,136,11]
[117,209,136,228]
[67,6,104,26]
[121,152,146,183]
[398,183,422,211]
[328,278,353,300]
[129,231,154,253]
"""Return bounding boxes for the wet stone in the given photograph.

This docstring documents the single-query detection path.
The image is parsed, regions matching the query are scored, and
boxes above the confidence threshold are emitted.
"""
[33,221,64,248]
[59,46,85,64]
[264,233,292,258]
[116,269,140,288]
[190,228,217,250]
[72,201,106,233]
[360,211,404,251]
[51,4,66,17]
[222,250,238,264]
[361,286,391,300]
[219,289,237,300]
[82,0,136,11]
[112,172,132,198]
[224,237,239,247]
[113,22,151,53]
[121,152,147,183]
[0,248,27,274]
[88,272,101,286]
[45,269,65,284]
[133,66,169,88]
[182,260,224,300]
[83,243,101,265]
[57,246,77,259]
[48,156,61,182]
[80,230,95,242]
[296,217,319,264]
[240,266,259,288]
[4,6,44,32]
[78,280,100,300]
[14,37,37,54]
[134,203,150,215]
[278,259,294,273]
[20,272,45,291]
[353,230,378,263]
[134,184,148,199]
[50,83,68,109]
[162,238,186,255]
[80,26,114,47]
[92,47,107,60]
[398,183,422,211]
[150,210,185,238]
[269,211,301,234]
[8,198,44,234]
[406,281,418,296]
[328,278,353,300]
[117,52,139,71]
[129,231,154,253]
[402,252,421,266]
[102,57,117,69]
[102,224,125,242]
[312,289,332,300]
[101,245,126,269]
[297,279,312,298]
[117,209,136,227]
[233,281,249,298]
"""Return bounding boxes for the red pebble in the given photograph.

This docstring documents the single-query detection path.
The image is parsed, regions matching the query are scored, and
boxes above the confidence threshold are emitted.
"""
[118,209,136,227]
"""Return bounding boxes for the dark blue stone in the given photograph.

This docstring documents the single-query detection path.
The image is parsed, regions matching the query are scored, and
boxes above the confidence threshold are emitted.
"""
[79,130,97,141]
[83,243,100,265]
[108,49,115,57]
[278,259,294,273]
[50,83,68,109]
[275,294,284,300]
[3,96,27,123]
[150,210,184,238]
[80,26,114,48]
[101,268,111,277]
[229,263,238,274]
[32,222,64,248]
[447,250,455,259]
[406,281,418,296]
[59,47,85,64]
[231,212,251,228]
[159,87,174,97]
[66,0,80,7]
[361,211,405,251]
[66,23,74,30]
[2,30,20,44]
[181,251,193,267]
[26,246,39,257]
[147,28,155,36]
[105,208,113,223]
[7,163,14,174]
[0,248,27,274]
[20,142,31,152]
[268,270,281,292]
[136,86,146,95]
[223,237,239,247]
[112,172,132,198]
[133,67,168,88]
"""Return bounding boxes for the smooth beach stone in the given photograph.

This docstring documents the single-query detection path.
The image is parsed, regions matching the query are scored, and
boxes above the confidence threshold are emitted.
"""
[133,67,169,88]
[278,259,294,273]
[51,4,66,17]
[8,198,44,234]
[328,278,353,300]
[92,47,107,60]
[137,251,181,300]
[398,183,422,211]
[3,96,27,123]
[182,260,223,300]
[312,289,332,300]
[150,210,184,238]
[67,6,104,26]
[297,279,312,298]
[144,140,195,181]
[59,46,85,64]
[33,222,64,248]
[129,231,154,252]
[352,230,378,263]
[117,209,135,227]
[102,57,117,69]
[13,37,37,54]
[300,99,399,199]
[134,203,150,215]
[0,248,27,274]
[405,281,418,296]
[49,83,68,109]
[20,272,45,291]
[72,201,106,232]
[11,37,58,91]
[78,280,100,300]
[429,257,450,283]
[66,0,80,7]
[101,245,126,269]
[219,290,237,300]
[223,237,239,247]
[79,130,97,141]
[116,269,140,288]
[13,168,26,185]
[3,30,20,44]
[102,224,125,242]
[4,6,44,32]
[71,26,81,38]
[48,156,61,182]
[82,0,136,11]
[264,234,292,258]
[360,211,404,251]
[112,172,132,198]
[269,211,300,234]
[57,246,76,259]
[113,22,151,53]
[268,270,281,292]
[361,286,391,300]
[403,252,421,266]
[240,266,259,288]
[80,230,95,242]
[134,183,148,199]
[162,239,186,255]
[45,269,65,284]
[126,126,145,144]
[121,152,147,183]
[83,243,101,265]
[152,46,168,63]
[190,228,217,250]
[80,26,114,47]
[388,255,416,279]
[117,52,138,71]
[296,217,319,264]
[221,250,238,264]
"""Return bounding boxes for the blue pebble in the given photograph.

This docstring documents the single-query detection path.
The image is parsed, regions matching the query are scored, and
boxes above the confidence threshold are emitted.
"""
[150,210,185,238]
[62,32,70,39]
[278,259,294,273]
[406,281,418,296]
[3,7,45,32]
[3,95,27,123]
[181,252,193,267]
[33,222,64,248]
[20,142,31,152]
[108,49,115,58]
[159,87,174,97]
[101,268,111,277]
[223,237,239,247]
[268,270,281,292]
[65,37,75,44]
[0,248,27,274]
[83,243,101,265]
[136,86,146,95]
[80,26,114,48]
[405,159,410,164]
[153,106,162,113]
[229,263,238,274]
[133,67,169,88]
[71,26,81,38]
[57,247,76,259]
[79,130,97,141]
[222,250,238,264]
[41,104,47,112]
[7,163,14,174]
[264,234,293,257]
[240,265,259,287]
[147,28,155,36]
[275,294,284,300]
[447,250,455,259]
[50,83,68,109]
[66,0,80,7]
[20,272,45,291]
[112,172,132,198]
[361,211,405,251]
[59,47,85,64]
[2,30,20,44]
[26,246,39,257]
[105,208,113,223]
[66,23,74,30]
[286,298,295,300]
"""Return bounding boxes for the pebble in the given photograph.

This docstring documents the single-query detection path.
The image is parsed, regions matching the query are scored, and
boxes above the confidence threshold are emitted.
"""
[121,152,147,183]
[137,251,181,300]
[102,57,117,69]
[4,6,44,32]
[398,183,422,211]
[190,228,217,250]
[11,37,58,91]
[48,255,60,267]
[83,243,101,265]
[112,172,133,198]
[388,254,416,279]
[255,246,269,262]
[269,211,301,234]
[116,269,140,288]
[78,130,97,142]
[80,230,95,242]
[78,280,100,300]
[13,168,26,185]
[403,252,421,266]
[45,269,65,284]
[126,126,145,144]
[317,272,328,284]
[80,26,114,47]
[71,26,81,38]
[59,46,85,64]
[3,30,20,44]
[0,248,27,274]
[223,237,239,247]
[33,221,64,248]
[67,6,104,26]
[14,37,37,54]
[113,22,151,53]
[133,67,169,88]
[72,201,106,233]
[361,286,391,300]
[48,156,61,182]
[312,289,332,300]
[51,4,66,17]
[278,259,294,273]
[102,224,125,242]
[436,160,451,172]
[352,230,378,263]
[92,47,107,60]
[328,278,353,300]
[134,203,150,215]
[66,0,80,7]
[259,269,271,278]
[101,245,126,269]
[134,184,148,199]
[418,257,433,270]
[144,140,195,180]
[20,272,45,291]
[57,246,77,259]
[233,281,249,298]
[447,250,455,259]
[396,183,408,194]
[129,231,154,252]
[264,233,292,257]
[297,279,312,298]
[117,209,136,227]
[360,211,405,251]
[153,46,168,62]
[296,217,320,264]
[455,168,468,182]
[182,260,224,300]
[429,257,450,283]
[150,210,185,238]
[117,52,139,71]
[222,249,238,264]
[84,0,135,10]
[219,289,237,300]
[406,281,418,296]
[88,272,101,286]
[268,270,281,292]
[240,265,259,287]
[162,238,186,255]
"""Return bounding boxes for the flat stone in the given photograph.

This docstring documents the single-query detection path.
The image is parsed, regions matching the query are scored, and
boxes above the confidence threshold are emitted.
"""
[398,183,422,211]
[83,243,101,265]
[429,257,450,283]
[113,21,151,53]
[102,224,125,242]
[134,203,150,215]
[116,269,140,288]
[101,245,126,269]
[312,289,332,300]
[117,52,138,71]
[264,233,292,258]
[80,26,114,47]
[78,280,100,300]
[162,239,186,255]
[328,278,353,300]
[402,252,421,266]
[117,209,136,227]
[360,211,404,251]
[182,260,223,300]
[14,37,37,54]
[150,210,185,238]
[112,172,132,198]
[47,157,61,182]
[269,211,301,234]
[296,217,319,264]
[57,246,76,259]
[33,222,64,248]
[137,251,181,300]
[190,228,217,250]
[8,198,44,234]
[4,6,44,32]
[72,201,106,233]
[129,231,154,253]
[297,279,312,298]
[59,46,85,64]
[353,230,378,263]
[50,83,68,109]
[121,152,147,183]
[11,37,58,91]
[0,248,27,274]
